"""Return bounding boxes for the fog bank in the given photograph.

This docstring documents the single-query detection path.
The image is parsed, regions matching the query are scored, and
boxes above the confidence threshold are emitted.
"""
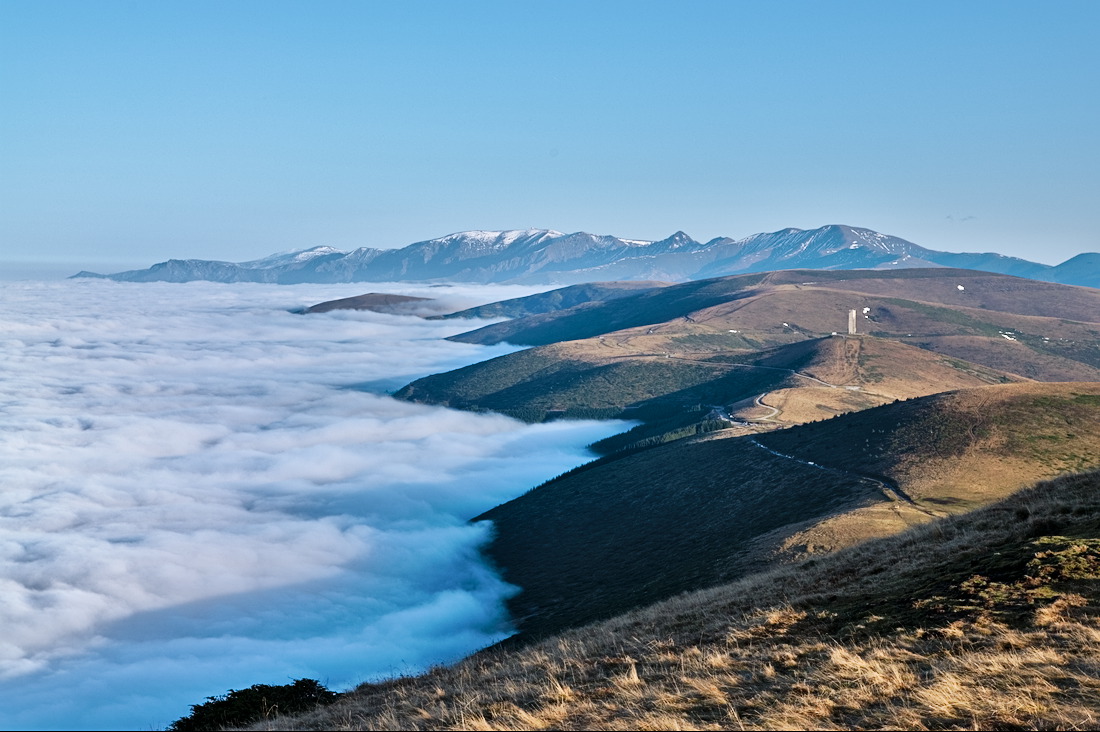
[0,280,625,730]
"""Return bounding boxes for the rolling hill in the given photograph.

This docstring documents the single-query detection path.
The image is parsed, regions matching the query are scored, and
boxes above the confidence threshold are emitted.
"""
[446,268,1100,347]
[396,333,1025,449]
[474,382,1100,639]
[396,269,1100,450]
[183,265,1100,731]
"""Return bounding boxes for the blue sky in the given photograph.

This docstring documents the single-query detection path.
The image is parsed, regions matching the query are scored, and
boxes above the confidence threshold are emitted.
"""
[1,0,1097,271]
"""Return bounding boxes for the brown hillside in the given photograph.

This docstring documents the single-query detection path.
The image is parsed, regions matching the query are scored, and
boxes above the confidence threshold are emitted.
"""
[759,381,1100,509]
[447,268,1100,348]
[256,469,1100,731]
[722,334,1023,425]
[755,382,1100,568]
[608,286,1100,382]
[398,334,1024,427]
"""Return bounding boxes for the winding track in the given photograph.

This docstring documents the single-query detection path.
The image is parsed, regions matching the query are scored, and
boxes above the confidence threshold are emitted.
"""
[602,341,942,518]
[752,393,781,422]
[748,437,939,518]
[610,341,940,518]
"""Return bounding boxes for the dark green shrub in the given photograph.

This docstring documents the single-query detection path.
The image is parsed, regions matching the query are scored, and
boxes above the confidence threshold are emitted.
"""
[168,678,338,731]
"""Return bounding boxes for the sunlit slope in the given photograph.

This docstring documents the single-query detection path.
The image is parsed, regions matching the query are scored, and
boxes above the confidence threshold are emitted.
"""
[710,334,1022,425]
[475,382,1100,638]
[605,286,1100,381]
[758,381,1100,508]
[396,333,1024,431]
[263,469,1100,731]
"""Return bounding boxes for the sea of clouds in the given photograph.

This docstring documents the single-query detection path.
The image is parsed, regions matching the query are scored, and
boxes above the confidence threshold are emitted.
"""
[0,278,627,730]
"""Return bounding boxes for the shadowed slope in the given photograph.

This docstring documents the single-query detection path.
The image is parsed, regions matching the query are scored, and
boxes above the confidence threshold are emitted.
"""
[428,281,669,320]
[476,436,878,638]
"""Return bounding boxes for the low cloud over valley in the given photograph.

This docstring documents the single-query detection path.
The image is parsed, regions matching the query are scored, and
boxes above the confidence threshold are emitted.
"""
[0,280,624,730]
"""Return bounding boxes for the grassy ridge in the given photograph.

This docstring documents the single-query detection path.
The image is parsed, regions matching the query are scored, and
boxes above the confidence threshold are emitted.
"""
[396,334,1030,457]
[257,468,1100,731]
[429,281,667,320]
[759,382,1100,507]
[394,341,802,445]
[446,273,772,346]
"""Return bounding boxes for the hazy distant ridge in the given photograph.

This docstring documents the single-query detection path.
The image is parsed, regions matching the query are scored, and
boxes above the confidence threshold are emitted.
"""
[72,225,1099,287]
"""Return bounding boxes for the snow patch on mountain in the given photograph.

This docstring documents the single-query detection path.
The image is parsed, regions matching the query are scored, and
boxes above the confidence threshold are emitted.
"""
[429,229,564,250]
[242,246,346,268]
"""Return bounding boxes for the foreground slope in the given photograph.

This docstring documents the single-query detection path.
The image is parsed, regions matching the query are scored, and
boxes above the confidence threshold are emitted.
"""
[258,468,1100,731]
[476,382,1100,638]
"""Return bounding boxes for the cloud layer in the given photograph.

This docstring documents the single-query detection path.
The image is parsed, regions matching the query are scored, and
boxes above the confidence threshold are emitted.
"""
[0,280,625,730]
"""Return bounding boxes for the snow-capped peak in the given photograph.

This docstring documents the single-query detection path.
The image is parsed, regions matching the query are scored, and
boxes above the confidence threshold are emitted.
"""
[240,246,346,268]
[432,229,564,248]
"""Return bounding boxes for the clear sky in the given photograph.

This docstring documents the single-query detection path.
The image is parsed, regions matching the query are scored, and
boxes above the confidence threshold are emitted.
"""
[1,0,1097,272]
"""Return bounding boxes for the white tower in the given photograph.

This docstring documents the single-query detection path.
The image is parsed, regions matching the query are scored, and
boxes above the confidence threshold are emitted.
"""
[848,309,857,335]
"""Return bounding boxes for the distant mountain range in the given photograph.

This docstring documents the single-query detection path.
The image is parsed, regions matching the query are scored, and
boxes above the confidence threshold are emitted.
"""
[71,225,1100,287]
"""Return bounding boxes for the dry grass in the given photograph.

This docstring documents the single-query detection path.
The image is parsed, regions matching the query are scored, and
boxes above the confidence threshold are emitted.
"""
[734,385,887,424]
[760,381,1100,511]
[250,469,1100,731]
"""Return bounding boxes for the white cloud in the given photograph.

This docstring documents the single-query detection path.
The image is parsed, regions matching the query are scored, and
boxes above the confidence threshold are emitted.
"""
[0,280,625,730]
